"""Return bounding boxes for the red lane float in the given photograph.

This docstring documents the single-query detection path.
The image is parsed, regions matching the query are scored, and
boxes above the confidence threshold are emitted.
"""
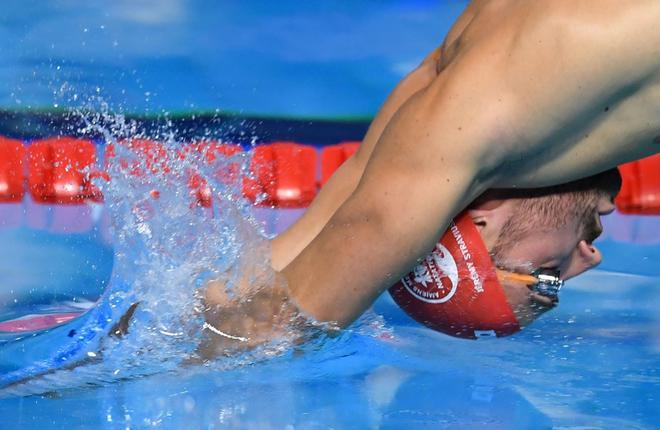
[104,139,169,200]
[3,135,660,214]
[615,154,660,215]
[106,139,169,177]
[27,137,98,204]
[320,141,359,186]
[0,137,25,202]
[244,142,317,207]
[182,142,243,208]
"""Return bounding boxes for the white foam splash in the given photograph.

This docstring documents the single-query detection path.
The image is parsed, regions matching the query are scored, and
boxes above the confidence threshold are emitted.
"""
[1,104,336,397]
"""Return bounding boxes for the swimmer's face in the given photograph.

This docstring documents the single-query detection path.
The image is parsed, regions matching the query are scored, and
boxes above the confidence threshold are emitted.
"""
[470,195,616,326]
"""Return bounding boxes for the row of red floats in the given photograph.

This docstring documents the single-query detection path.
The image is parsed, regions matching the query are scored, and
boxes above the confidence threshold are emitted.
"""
[0,136,659,213]
[0,136,358,209]
[616,155,660,215]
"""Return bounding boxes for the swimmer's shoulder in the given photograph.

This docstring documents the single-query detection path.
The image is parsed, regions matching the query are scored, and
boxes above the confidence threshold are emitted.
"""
[521,1,660,79]
[413,1,660,176]
[440,0,660,103]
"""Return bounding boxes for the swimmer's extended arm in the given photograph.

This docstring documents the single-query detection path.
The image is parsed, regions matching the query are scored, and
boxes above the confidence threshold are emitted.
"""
[282,1,660,327]
[282,69,510,326]
[271,47,443,271]
[271,4,487,270]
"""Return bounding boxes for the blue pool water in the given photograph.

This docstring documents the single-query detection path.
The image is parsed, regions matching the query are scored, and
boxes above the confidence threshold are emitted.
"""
[1,2,659,429]
[0,0,467,118]
[0,199,658,429]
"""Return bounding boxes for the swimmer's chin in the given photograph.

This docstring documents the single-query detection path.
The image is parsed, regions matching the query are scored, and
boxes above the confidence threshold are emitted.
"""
[501,278,556,328]
[530,291,558,309]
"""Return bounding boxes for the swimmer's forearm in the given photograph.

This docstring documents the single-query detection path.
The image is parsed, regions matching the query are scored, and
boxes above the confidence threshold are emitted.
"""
[271,155,363,271]
[282,170,469,326]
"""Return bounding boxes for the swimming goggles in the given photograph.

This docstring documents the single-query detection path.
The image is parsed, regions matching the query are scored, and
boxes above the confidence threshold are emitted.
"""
[532,269,564,298]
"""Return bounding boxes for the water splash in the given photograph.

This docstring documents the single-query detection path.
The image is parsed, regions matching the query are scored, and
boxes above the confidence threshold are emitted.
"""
[1,105,332,397]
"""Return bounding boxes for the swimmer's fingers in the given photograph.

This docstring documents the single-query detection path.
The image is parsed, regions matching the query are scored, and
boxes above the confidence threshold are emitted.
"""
[203,278,232,308]
[199,278,300,357]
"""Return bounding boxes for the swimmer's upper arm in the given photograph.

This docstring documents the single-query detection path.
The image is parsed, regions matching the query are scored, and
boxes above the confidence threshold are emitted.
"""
[282,71,510,326]
[272,45,444,270]
[353,43,443,165]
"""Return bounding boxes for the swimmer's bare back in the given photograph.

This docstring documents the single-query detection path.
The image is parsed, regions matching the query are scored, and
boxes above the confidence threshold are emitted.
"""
[281,0,660,326]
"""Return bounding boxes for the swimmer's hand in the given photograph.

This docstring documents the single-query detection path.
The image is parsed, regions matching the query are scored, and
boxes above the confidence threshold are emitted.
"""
[199,273,302,358]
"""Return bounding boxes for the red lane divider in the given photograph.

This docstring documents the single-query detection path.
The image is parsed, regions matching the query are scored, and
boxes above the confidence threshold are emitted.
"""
[106,139,169,177]
[616,154,660,215]
[27,137,98,204]
[0,137,25,203]
[320,141,360,186]
[105,140,319,208]
[182,142,243,208]
[244,142,317,208]
[9,135,660,215]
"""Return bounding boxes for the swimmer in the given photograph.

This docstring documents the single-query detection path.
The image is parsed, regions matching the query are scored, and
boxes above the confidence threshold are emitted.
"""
[202,168,620,353]
[206,1,658,348]
[5,2,659,384]
[0,170,619,387]
[270,1,659,331]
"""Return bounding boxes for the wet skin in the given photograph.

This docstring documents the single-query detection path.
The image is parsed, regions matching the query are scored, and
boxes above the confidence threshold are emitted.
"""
[279,0,659,327]
[203,1,660,349]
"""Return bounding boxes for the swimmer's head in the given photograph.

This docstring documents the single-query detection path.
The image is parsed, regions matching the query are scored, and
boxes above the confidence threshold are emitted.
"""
[390,169,621,338]
[468,168,622,326]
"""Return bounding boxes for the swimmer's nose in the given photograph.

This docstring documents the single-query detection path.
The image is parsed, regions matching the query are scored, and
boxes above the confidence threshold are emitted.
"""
[563,240,603,280]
